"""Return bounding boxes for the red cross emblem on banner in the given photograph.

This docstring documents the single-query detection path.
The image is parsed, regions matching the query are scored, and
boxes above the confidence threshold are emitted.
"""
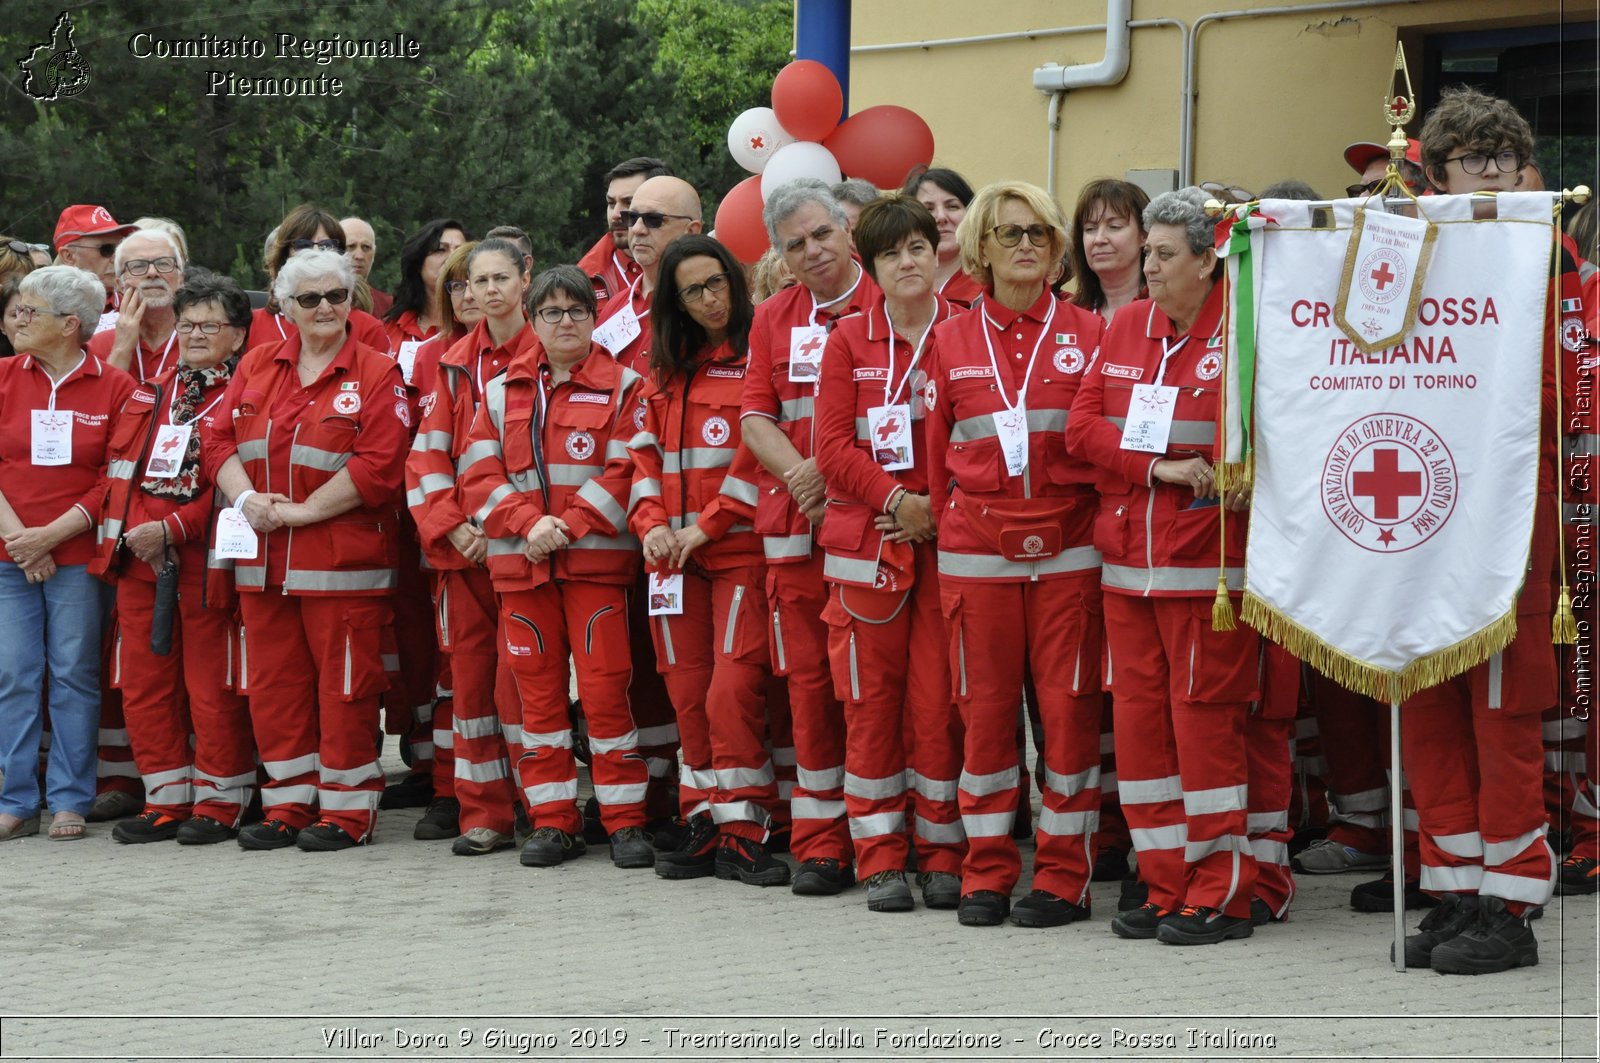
[1370,261,1397,291]
[1352,447,1423,520]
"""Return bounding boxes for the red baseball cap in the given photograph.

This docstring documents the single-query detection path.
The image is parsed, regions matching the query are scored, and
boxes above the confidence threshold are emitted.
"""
[53,204,138,250]
[1343,138,1422,174]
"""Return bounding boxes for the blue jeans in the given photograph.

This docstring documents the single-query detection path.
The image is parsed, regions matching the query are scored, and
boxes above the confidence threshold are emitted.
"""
[0,562,103,818]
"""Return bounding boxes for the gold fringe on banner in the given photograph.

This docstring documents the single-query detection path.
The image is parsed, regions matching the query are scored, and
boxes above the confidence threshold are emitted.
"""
[1241,593,1519,703]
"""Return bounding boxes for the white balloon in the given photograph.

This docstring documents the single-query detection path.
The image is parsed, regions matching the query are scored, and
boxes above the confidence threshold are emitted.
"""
[759,141,842,202]
[727,107,794,174]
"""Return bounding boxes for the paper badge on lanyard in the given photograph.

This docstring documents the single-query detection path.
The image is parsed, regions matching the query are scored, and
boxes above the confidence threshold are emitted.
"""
[788,325,828,383]
[214,507,259,560]
[1120,384,1179,453]
[647,570,684,616]
[994,406,1029,476]
[31,410,73,466]
[144,424,192,478]
[396,340,423,385]
[593,300,641,356]
[867,404,914,471]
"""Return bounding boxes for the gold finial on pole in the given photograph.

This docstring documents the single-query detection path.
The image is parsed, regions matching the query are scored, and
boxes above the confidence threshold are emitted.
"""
[1565,185,1592,205]
[1384,42,1417,165]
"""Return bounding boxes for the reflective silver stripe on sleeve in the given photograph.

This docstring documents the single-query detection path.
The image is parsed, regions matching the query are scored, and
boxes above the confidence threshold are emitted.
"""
[412,429,453,453]
[236,439,268,462]
[289,444,351,473]
[720,475,758,506]
[107,459,138,480]
[779,396,814,423]
[576,479,626,530]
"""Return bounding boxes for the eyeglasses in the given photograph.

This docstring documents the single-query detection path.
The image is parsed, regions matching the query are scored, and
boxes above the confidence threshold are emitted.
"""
[9,304,67,324]
[536,305,592,324]
[176,320,230,335]
[289,238,345,253]
[122,257,180,276]
[679,272,730,305]
[1443,149,1523,176]
[444,279,470,295]
[289,288,350,309]
[69,241,117,258]
[987,223,1053,248]
[621,210,694,230]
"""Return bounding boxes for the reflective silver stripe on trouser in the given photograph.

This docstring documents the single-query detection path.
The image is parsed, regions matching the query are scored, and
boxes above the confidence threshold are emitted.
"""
[1104,417,1216,447]
[1487,651,1503,710]
[1329,785,1390,829]
[193,768,254,815]
[938,545,1102,581]
[322,762,384,786]
[1101,564,1245,594]
[142,765,194,805]
[1120,775,1185,852]
[1544,717,1588,742]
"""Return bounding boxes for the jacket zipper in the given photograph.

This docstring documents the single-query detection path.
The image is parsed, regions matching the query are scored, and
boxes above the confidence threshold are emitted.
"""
[1142,488,1157,596]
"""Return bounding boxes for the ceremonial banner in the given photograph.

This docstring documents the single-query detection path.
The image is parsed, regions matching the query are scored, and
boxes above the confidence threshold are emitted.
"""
[1240,193,1555,701]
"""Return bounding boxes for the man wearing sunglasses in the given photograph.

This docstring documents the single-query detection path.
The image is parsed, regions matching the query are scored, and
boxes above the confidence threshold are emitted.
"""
[592,175,702,374]
[53,204,137,316]
[1342,138,1428,199]
[576,157,672,315]
[86,229,186,383]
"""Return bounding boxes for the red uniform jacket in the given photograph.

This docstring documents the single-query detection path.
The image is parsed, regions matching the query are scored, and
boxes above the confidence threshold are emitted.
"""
[592,277,653,375]
[86,327,180,385]
[248,305,392,357]
[0,351,135,566]
[740,265,880,565]
[1066,286,1242,597]
[576,233,643,316]
[627,343,763,573]
[203,331,409,596]
[93,366,234,605]
[406,319,529,571]
[814,292,962,586]
[458,343,642,590]
[925,288,1105,584]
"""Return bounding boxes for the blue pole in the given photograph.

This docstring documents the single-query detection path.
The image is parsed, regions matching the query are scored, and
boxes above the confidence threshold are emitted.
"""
[794,0,851,120]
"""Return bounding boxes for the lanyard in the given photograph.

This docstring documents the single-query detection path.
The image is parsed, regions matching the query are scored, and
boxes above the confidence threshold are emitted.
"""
[626,274,651,323]
[613,251,636,282]
[807,263,863,327]
[168,382,226,428]
[137,330,178,383]
[273,313,288,340]
[978,296,1057,413]
[881,301,935,407]
[42,352,88,410]
[1153,335,1189,387]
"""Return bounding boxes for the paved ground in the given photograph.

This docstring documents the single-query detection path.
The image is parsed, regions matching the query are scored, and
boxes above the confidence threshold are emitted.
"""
[1,752,1595,1063]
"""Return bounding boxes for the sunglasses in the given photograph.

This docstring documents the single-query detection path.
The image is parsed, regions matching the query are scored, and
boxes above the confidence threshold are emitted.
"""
[289,238,345,253]
[621,210,694,230]
[987,223,1053,249]
[1200,181,1256,204]
[70,241,118,258]
[289,288,350,309]
[536,305,592,323]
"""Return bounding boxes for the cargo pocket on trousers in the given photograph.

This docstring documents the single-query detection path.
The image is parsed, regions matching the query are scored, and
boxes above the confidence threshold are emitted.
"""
[336,609,392,702]
[1181,597,1261,706]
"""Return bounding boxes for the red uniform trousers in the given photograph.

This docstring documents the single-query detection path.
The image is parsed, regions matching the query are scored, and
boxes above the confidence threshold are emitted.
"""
[944,574,1104,900]
[96,619,142,800]
[1104,593,1259,919]
[1249,645,1301,918]
[430,640,456,799]
[765,674,796,836]
[114,574,255,823]
[388,538,439,777]
[443,567,518,834]
[240,593,391,841]
[767,556,850,861]
[1401,501,1558,911]
[652,565,774,840]
[1097,694,1131,853]
[1309,673,1391,854]
[1289,708,1329,834]
[626,573,681,821]
[500,581,644,834]
[1543,705,1585,831]
[1571,707,1598,861]
[823,543,965,878]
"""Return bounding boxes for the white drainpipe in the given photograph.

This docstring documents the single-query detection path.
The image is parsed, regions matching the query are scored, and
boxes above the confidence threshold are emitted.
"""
[1031,0,1134,198]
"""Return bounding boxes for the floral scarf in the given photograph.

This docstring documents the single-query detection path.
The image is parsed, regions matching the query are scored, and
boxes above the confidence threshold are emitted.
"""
[139,358,236,502]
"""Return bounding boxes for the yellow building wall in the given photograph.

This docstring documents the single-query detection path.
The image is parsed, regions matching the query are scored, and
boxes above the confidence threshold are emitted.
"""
[848,0,1584,203]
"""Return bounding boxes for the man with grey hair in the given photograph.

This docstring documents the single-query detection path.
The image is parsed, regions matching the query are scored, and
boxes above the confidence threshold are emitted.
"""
[87,228,185,383]
[340,216,390,316]
[735,178,878,893]
[831,178,881,233]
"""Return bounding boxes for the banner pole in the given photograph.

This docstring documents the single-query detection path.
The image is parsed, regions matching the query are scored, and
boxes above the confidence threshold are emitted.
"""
[1391,696,1406,972]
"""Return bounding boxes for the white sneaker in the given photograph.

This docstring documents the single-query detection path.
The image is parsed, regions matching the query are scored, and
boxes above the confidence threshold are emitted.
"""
[1295,837,1388,874]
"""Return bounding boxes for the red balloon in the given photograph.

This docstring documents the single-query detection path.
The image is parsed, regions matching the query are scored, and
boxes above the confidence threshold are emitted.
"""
[771,60,843,143]
[714,175,769,263]
[823,105,936,191]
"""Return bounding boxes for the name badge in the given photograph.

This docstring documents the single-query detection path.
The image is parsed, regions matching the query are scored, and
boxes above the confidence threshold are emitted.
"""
[1119,384,1179,454]
[396,340,423,385]
[787,325,828,383]
[647,570,684,616]
[993,406,1028,477]
[866,403,913,472]
[593,302,641,356]
[214,507,260,560]
[31,409,73,466]
[144,423,193,479]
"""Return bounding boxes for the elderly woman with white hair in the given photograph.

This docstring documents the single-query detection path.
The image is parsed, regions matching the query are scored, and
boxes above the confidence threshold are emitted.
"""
[0,266,136,841]
[203,248,409,852]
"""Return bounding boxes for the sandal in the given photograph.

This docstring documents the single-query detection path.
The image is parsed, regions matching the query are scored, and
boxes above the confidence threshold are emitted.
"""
[48,813,86,841]
[0,813,41,841]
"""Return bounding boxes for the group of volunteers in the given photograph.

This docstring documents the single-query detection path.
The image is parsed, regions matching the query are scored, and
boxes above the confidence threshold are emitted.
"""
[0,83,1594,975]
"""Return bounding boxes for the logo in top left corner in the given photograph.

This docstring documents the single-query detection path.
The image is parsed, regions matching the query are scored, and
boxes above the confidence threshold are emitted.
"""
[17,12,92,102]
